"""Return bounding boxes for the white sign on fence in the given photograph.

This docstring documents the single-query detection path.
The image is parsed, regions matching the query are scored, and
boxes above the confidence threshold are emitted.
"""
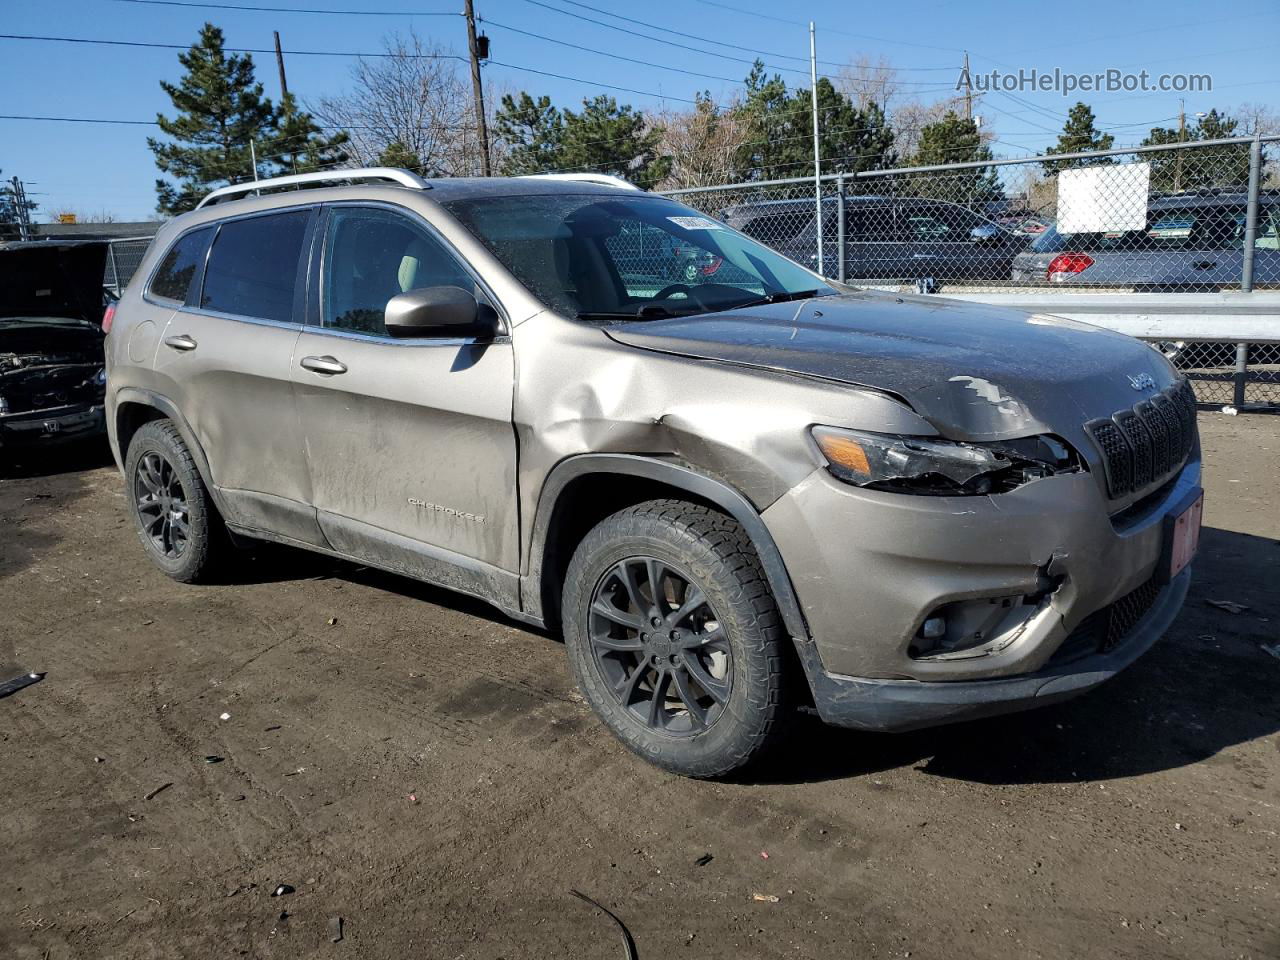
[1056,162,1151,234]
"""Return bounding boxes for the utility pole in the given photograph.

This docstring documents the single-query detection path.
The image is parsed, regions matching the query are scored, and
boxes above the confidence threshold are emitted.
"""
[1174,98,1186,192]
[274,30,289,99]
[962,51,973,120]
[464,0,492,176]
[8,176,32,241]
[809,20,823,276]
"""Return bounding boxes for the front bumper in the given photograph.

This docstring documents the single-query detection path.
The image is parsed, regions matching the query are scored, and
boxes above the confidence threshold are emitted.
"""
[0,402,106,447]
[763,454,1199,729]
[795,566,1189,731]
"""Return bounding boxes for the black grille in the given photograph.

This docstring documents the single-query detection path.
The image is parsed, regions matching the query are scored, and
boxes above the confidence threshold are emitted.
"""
[1049,576,1164,665]
[1085,380,1198,498]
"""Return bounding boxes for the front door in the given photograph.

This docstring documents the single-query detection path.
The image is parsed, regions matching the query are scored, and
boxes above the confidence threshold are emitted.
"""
[291,204,519,607]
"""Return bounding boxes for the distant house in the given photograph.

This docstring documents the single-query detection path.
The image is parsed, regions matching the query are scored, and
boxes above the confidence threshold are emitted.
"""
[35,221,161,241]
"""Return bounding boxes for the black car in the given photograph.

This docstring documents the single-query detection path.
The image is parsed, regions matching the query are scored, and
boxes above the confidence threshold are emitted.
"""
[721,194,1030,284]
[0,240,110,454]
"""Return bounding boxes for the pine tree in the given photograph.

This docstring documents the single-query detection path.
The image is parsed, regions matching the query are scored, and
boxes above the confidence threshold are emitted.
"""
[908,111,1002,202]
[266,93,350,177]
[558,95,669,184]
[377,140,425,174]
[148,23,278,214]
[1141,109,1252,192]
[733,62,895,181]
[494,93,564,175]
[1042,102,1115,174]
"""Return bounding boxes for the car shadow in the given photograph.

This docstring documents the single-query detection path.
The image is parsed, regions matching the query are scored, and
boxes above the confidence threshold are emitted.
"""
[743,525,1280,786]
[216,540,546,635]
[204,523,1278,787]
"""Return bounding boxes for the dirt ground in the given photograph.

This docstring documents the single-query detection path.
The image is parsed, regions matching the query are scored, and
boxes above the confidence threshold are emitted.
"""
[1,413,1277,960]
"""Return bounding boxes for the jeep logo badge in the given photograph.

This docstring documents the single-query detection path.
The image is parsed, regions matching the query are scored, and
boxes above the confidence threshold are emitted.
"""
[1128,373,1156,391]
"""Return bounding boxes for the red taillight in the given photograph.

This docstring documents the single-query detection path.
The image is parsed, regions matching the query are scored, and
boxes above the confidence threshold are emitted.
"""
[1046,253,1094,281]
[102,302,116,334]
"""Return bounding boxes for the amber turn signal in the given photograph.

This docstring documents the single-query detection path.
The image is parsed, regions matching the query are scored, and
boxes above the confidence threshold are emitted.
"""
[814,431,871,479]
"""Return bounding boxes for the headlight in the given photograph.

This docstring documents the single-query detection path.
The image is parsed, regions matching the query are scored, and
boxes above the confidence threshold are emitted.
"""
[0,393,8,415]
[811,426,1080,496]
[94,367,108,386]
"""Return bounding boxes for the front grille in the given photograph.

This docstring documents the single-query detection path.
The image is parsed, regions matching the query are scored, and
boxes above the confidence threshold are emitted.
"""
[1049,576,1163,665]
[1085,380,1197,498]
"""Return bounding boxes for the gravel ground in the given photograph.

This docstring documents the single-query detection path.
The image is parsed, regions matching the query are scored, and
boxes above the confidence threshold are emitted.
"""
[1,412,1277,960]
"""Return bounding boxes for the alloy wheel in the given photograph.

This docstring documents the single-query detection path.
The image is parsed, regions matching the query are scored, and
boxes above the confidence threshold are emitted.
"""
[587,556,731,736]
[134,451,190,559]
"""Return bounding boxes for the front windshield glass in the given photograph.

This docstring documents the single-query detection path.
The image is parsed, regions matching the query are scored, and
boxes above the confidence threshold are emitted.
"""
[443,193,834,320]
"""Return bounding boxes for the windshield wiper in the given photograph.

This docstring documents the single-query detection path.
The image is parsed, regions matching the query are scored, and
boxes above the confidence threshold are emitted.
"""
[575,304,682,322]
[704,288,826,313]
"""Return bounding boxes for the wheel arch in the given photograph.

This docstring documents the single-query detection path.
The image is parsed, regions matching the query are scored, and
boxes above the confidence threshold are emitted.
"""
[113,388,230,518]
[525,454,810,644]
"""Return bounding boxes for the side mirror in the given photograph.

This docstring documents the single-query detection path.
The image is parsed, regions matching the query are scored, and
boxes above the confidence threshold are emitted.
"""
[969,224,1001,243]
[384,285,497,339]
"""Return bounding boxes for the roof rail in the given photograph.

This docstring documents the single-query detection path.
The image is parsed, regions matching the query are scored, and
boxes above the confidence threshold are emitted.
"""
[197,167,431,209]
[518,172,641,191]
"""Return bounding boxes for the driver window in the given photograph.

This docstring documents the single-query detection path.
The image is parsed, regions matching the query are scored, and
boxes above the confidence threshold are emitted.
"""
[322,207,476,335]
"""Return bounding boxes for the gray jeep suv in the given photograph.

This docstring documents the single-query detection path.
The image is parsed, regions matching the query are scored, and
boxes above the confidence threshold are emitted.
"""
[106,168,1202,778]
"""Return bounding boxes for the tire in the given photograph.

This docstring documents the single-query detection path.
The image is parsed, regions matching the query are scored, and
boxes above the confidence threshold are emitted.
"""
[123,418,227,583]
[561,499,790,778]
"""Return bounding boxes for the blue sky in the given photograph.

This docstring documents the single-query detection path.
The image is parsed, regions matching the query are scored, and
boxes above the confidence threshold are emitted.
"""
[3,0,1277,220]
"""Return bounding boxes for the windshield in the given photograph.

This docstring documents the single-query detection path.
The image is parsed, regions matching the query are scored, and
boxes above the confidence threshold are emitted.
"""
[443,193,834,319]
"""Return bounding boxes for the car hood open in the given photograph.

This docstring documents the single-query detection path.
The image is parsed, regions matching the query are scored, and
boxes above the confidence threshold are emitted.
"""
[0,241,109,326]
[603,289,1177,440]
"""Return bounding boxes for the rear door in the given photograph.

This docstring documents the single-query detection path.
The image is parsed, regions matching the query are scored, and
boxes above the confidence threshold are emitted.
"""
[290,203,519,605]
[154,207,323,545]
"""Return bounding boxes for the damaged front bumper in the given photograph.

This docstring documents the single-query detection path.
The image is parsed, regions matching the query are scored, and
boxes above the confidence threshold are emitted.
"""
[0,402,105,447]
[794,567,1189,731]
[763,454,1200,732]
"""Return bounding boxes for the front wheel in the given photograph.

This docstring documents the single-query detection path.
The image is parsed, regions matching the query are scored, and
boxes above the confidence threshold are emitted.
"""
[561,500,790,778]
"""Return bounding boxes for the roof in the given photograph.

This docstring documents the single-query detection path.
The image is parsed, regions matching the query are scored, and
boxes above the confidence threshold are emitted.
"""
[35,221,161,240]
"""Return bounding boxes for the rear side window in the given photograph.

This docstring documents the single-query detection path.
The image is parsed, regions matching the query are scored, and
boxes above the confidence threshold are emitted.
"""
[201,211,310,323]
[149,226,213,304]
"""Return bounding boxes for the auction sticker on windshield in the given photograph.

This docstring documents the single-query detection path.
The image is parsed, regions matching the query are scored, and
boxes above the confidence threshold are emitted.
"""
[667,216,723,230]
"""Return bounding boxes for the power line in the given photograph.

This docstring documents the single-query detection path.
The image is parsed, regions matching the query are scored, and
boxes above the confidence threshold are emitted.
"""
[0,33,700,101]
[108,0,458,15]
[690,0,971,54]
[481,19,741,84]
[510,0,956,87]
[0,32,466,59]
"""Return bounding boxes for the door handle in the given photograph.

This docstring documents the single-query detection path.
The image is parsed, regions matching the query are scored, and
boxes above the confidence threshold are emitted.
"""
[300,355,348,376]
[163,334,198,351]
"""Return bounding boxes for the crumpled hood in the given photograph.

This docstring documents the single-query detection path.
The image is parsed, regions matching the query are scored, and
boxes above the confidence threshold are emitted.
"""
[0,241,108,325]
[604,289,1177,441]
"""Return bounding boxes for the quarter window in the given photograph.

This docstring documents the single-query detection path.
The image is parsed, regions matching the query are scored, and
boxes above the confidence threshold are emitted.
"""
[321,207,476,335]
[201,210,310,323]
[149,226,213,304]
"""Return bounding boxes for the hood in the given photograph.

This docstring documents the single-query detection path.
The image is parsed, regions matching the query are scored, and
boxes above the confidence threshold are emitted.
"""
[0,241,109,325]
[604,289,1176,441]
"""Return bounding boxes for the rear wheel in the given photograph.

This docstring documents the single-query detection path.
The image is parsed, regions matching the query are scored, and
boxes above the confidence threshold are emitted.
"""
[561,499,790,778]
[124,419,227,583]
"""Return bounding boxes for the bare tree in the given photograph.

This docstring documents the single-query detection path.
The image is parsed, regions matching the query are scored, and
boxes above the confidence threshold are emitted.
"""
[891,97,964,160]
[837,55,901,114]
[311,30,486,176]
[654,94,750,190]
[47,208,118,224]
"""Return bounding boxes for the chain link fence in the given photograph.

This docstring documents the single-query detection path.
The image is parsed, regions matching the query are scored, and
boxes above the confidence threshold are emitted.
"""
[104,237,154,297]
[659,135,1280,410]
